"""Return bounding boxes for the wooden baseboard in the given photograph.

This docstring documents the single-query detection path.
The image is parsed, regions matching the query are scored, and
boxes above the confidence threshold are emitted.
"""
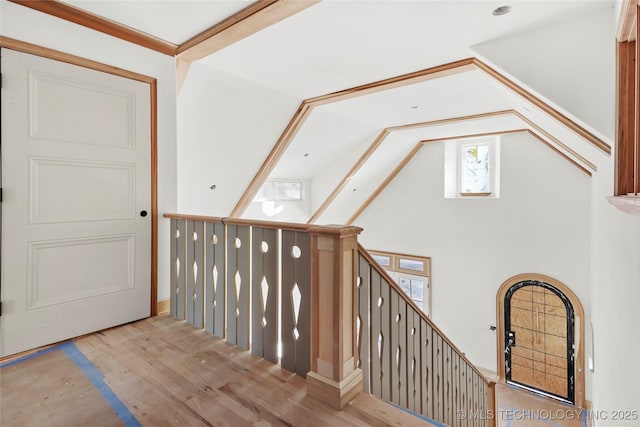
[157,299,170,315]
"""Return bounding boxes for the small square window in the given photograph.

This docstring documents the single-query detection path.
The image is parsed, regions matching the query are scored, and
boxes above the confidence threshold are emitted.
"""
[254,180,303,202]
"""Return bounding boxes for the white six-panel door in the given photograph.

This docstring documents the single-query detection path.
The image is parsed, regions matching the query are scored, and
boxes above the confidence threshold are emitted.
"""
[0,49,151,357]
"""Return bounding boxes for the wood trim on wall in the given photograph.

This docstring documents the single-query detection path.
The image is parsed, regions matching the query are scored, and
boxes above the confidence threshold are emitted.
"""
[232,58,606,219]
[496,274,586,409]
[346,127,593,226]
[308,59,477,107]
[7,0,178,56]
[0,36,156,84]
[0,37,160,317]
[387,109,514,132]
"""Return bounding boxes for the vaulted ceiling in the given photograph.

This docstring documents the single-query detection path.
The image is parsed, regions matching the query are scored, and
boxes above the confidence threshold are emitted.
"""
[12,0,616,223]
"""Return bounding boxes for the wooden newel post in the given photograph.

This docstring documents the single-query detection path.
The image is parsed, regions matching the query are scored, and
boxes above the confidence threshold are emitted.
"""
[306,225,363,409]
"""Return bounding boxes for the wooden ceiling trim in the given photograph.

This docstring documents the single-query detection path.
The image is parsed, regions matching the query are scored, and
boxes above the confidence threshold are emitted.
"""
[419,129,527,145]
[307,58,477,107]
[176,0,320,62]
[387,109,514,132]
[307,129,390,224]
[231,58,604,218]
[474,58,611,155]
[513,111,597,172]
[230,101,313,217]
[308,111,519,224]
[177,1,279,54]
[525,130,592,177]
[0,36,155,83]
[7,0,178,56]
[347,143,423,225]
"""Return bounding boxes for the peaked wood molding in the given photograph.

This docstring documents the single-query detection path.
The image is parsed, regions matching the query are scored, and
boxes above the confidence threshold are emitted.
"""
[177,0,318,62]
[473,58,611,155]
[347,143,423,225]
[8,0,178,56]
[231,57,607,218]
[308,110,517,224]
[230,59,481,218]
[347,127,594,225]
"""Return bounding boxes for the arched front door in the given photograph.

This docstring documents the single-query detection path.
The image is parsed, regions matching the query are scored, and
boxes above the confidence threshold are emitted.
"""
[504,280,575,403]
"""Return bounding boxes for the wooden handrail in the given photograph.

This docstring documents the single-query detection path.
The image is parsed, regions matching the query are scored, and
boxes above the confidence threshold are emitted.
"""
[358,243,492,386]
[164,213,319,231]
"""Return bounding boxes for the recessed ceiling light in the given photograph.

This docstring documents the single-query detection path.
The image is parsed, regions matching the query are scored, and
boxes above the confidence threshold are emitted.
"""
[492,5,511,16]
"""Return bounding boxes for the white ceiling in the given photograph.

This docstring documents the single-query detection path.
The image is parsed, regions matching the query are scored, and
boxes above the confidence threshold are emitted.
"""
[66,0,254,45]
[57,0,615,222]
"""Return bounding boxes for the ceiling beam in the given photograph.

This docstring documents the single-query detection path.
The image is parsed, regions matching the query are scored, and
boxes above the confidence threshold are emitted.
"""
[176,0,320,62]
[7,0,178,55]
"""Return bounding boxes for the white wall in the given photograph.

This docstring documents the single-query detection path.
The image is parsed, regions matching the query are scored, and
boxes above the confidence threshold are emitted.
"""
[0,0,178,301]
[177,62,301,217]
[473,7,615,140]
[590,162,640,423]
[356,133,593,390]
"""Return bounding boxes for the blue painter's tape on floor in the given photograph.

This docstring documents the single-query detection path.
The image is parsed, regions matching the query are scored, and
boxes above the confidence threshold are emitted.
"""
[0,343,69,369]
[388,402,448,427]
[61,342,142,427]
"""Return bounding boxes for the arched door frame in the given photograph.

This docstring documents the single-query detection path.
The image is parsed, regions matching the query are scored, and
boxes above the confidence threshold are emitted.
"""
[496,273,585,408]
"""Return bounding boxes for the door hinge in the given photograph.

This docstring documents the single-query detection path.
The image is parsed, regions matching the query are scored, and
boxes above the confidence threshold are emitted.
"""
[0,301,3,317]
[0,187,3,203]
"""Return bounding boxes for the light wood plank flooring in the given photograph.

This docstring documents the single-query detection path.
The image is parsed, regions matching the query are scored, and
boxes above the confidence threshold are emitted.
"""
[2,315,432,426]
[496,383,586,427]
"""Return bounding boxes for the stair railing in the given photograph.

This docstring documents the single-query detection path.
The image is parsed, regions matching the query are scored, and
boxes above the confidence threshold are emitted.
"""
[357,244,496,427]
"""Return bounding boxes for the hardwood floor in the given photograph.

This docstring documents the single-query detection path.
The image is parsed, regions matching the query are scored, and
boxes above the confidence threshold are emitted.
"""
[495,383,586,427]
[1,315,432,426]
